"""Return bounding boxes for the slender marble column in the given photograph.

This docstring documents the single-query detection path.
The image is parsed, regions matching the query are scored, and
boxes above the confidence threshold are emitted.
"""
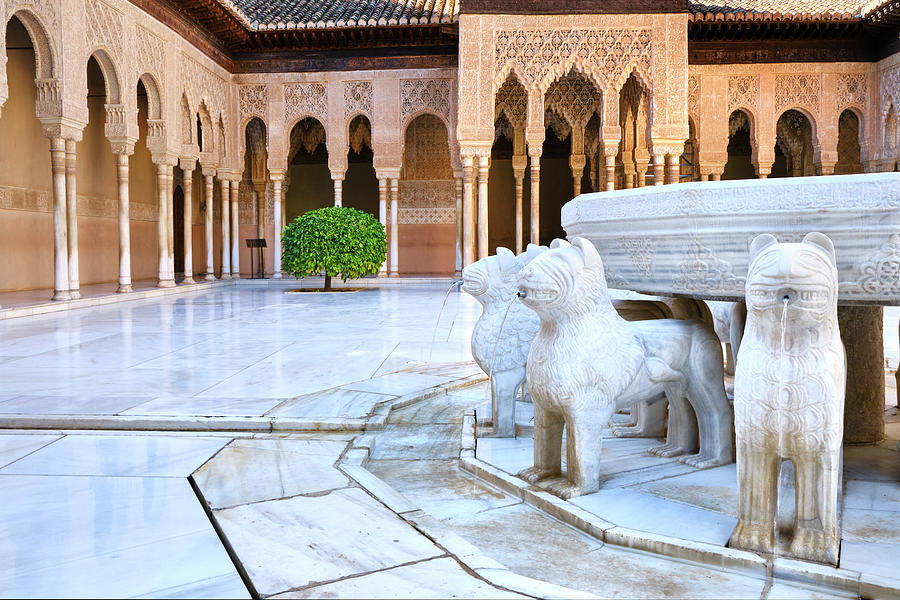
[272,177,283,279]
[220,178,231,280]
[156,164,172,287]
[50,137,70,301]
[511,156,526,255]
[65,140,79,299]
[477,155,489,260]
[204,173,215,281]
[333,174,343,207]
[115,152,132,292]
[378,177,388,276]
[389,178,399,277]
[165,166,175,284]
[604,153,616,192]
[653,154,665,186]
[666,154,680,184]
[530,153,541,245]
[231,179,240,278]
[461,156,475,266]
[454,175,463,273]
[182,168,195,284]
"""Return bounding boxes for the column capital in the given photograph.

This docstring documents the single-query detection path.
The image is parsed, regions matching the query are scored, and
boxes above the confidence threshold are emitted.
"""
[698,162,725,178]
[651,139,686,157]
[602,143,620,158]
[200,162,217,178]
[375,168,401,180]
[511,154,528,173]
[152,152,180,168]
[40,117,85,142]
[179,157,198,172]
[330,169,346,181]
[109,138,136,156]
[569,153,586,171]
[459,143,492,159]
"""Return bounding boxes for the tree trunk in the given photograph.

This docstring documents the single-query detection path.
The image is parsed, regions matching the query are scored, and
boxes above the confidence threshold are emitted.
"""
[324,275,332,292]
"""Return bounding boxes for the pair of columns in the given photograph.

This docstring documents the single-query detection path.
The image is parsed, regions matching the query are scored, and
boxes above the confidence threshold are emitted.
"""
[460,152,493,266]
[49,135,82,301]
[191,168,241,284]
[377,176,400,277]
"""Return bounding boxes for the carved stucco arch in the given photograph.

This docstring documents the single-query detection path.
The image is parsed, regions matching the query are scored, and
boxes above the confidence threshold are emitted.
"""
[400,109,452,156]
[8,9,56,80]
[285,115,328,166]
[346,113,373,157]
[778,105,819,140]
[729,107,760,155]
[196,100,215,156]
[87,48,122,105]
[138,72,163,121]
[238,113,267,164]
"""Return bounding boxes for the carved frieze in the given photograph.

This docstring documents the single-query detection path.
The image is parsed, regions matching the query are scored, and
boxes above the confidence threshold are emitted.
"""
[728,75,758,111]
[284,82,327,124]
[836,73,867,110]
[774,74,820,115]
[400,79,451,127]
[344,80,372,118]
[239,85,267,121]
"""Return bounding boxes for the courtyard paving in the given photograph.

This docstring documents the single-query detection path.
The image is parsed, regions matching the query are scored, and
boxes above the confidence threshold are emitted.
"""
[0,284,897,598]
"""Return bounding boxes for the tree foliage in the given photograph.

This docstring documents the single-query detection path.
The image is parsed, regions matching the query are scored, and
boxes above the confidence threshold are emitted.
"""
[282,206,386,289]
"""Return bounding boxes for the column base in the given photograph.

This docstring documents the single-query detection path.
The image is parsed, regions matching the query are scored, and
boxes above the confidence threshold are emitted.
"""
[389,272,400,278]
[117,284,133,294]
[204,274,216,282]
[272,273,283,279]
[69,290,81,300]
[220,274,232,281]
[52,290,71,301]
[157,280,176,289]
[181,276,195,285]
[230,273,240,280]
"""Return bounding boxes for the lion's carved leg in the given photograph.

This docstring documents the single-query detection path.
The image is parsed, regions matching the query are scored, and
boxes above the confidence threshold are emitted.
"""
[518,402,563,483]
[489,368,522,438]
[650,384,697,458]
[790,450,840,564]
[547,406,610,499]
[679,336,733,468]
[613,396,667,438]
[729,442,777,554]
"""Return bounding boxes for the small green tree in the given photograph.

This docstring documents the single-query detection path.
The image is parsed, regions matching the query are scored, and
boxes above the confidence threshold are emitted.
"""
[282,206,386,291]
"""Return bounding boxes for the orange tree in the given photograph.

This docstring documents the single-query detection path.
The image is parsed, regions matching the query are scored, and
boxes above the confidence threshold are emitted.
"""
[281,206,386,291]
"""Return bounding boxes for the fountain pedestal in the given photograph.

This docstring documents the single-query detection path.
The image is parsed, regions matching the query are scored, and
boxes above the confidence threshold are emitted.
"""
[839,306,886,444]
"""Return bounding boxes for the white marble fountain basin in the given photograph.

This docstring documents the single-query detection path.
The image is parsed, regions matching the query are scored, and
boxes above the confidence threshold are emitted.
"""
[561,172,900,304]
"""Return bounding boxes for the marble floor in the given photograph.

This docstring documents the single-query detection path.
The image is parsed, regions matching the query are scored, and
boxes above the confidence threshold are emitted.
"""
[0,284,897,598]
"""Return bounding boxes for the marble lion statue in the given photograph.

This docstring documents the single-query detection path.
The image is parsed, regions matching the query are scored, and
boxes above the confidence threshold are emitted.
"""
[729,233,845,565]
[462,244,547,437]
[516,237,733,499]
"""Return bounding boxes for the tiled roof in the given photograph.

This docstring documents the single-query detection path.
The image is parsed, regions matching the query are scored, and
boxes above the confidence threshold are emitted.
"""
[688,0,892,20]
[218,0,460,30]
[216,0,893,30]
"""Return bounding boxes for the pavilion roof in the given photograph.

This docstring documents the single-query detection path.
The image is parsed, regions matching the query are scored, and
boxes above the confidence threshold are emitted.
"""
[217,0,460,30]
[689,0,891,21]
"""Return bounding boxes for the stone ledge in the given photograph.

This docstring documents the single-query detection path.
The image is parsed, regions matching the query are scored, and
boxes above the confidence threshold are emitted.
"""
[0,280,232,320]
[459,439,868,598]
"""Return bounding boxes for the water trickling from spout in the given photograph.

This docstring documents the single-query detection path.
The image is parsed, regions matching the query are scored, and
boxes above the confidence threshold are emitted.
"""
[428,280,463,362]
[488,297,516,386]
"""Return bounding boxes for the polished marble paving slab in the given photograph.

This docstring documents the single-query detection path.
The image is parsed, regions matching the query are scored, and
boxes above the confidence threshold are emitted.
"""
[0,395,147,415]
[214,488,444,596]
[273,556,523,599]
[0,474,246,598]
[839,540,900,585]
[193,438,350,509]
[0,434,228,477]
[265,388,392,419]
[124,396,282,417]
[0,433,62,468]
[571,488,738,546]
[343,371,457,396]
[370,424,462,460]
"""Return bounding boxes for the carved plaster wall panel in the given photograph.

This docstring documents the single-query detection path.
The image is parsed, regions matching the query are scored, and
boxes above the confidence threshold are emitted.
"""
[399,180,456,224]
[836,73,867,110]
[728,75,758,112]
[85,0,124,58]
[544,72,603,129]
[400,78,451,127]
[774,73,821,115]
[687,74,699,118]
[135,25,165,78]
[344,80,373,118]
[284,82,327,125]
[494,75,527,128]
[239,84,267,122]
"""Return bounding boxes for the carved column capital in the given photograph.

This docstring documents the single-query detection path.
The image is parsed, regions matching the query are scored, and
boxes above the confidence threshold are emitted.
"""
[180,157,198,173]
[40,117,84,143]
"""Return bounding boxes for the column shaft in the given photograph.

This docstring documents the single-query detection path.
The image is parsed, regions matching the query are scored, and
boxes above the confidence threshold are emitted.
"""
[462,157,475,266]
[389,178,399,276]
[65,140,79,298]
[333,177,343,207]
[666,154,680,184]
[50,137,70,301]
[220,178,231,280]
[530,155,541,245]
[272,178,282,278]
[157,164,172,287]
[204,174,215,281]
[477,156,489,260]
[116,153,132,292]
[653,154,665,186]
[165,166,175,283]
[182,170,194,283]
[231,180,240,278]
[513,172,524,254]
[839,306,885,444]
[604,155,615,192]
[378,178,388,276]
